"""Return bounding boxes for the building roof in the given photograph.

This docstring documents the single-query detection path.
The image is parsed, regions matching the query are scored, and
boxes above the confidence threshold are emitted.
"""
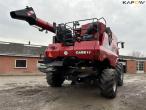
[120,55,146,60]
[0,41,47,57]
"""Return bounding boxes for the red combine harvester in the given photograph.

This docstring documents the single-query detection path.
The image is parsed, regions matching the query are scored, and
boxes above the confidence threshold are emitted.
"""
[10,7,124,98]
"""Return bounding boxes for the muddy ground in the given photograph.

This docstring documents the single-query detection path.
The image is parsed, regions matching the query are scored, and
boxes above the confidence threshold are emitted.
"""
[0,74,146,110]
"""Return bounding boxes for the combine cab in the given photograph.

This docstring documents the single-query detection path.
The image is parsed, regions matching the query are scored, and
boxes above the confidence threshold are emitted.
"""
[10,7,124,98]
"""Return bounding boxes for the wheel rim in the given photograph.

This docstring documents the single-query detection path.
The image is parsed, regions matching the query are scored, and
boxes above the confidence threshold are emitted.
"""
[113,81,117,92]
[121,73,123,80]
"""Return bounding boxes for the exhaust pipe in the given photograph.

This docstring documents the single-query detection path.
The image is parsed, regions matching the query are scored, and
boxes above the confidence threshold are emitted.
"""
[10,7,37,25]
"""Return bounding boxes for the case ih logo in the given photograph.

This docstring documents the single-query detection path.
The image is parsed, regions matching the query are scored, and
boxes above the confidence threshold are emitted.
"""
[76,51,91,55]
[122,0,145,4]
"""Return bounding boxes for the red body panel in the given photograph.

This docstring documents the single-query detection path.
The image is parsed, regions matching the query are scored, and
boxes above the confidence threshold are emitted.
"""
[73,41,97,60]
[46,41,97,60]
[45,31,118,67]
[98,32,118,67]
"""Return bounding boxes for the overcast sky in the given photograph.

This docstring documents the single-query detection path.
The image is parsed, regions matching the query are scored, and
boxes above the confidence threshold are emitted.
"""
[0,0,146,55]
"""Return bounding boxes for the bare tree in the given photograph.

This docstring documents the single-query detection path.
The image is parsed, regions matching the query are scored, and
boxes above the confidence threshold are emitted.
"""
[130,51,145,57]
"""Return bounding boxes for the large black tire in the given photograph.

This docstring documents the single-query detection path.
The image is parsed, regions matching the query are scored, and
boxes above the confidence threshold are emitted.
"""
[46,67,65,87]
[100,69,118,99]
[116,63,124,86]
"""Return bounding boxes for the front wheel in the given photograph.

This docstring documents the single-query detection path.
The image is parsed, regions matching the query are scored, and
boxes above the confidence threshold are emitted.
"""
[46,67,65,87]
[100,69,118,99]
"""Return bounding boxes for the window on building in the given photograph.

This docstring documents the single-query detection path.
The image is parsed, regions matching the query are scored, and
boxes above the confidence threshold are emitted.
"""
[15,60,27,68]
[136,61,144,71]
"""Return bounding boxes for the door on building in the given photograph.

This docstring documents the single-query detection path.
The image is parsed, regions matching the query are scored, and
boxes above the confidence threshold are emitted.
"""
[136,61,144,73]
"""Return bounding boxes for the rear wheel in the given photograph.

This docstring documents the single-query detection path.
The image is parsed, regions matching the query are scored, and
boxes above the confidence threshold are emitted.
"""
[116,63,124,86]
[46,67,65,87]
[100,69,117,99]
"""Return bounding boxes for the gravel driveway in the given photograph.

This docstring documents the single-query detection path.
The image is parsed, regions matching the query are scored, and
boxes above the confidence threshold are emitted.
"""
[0,74,146,110]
